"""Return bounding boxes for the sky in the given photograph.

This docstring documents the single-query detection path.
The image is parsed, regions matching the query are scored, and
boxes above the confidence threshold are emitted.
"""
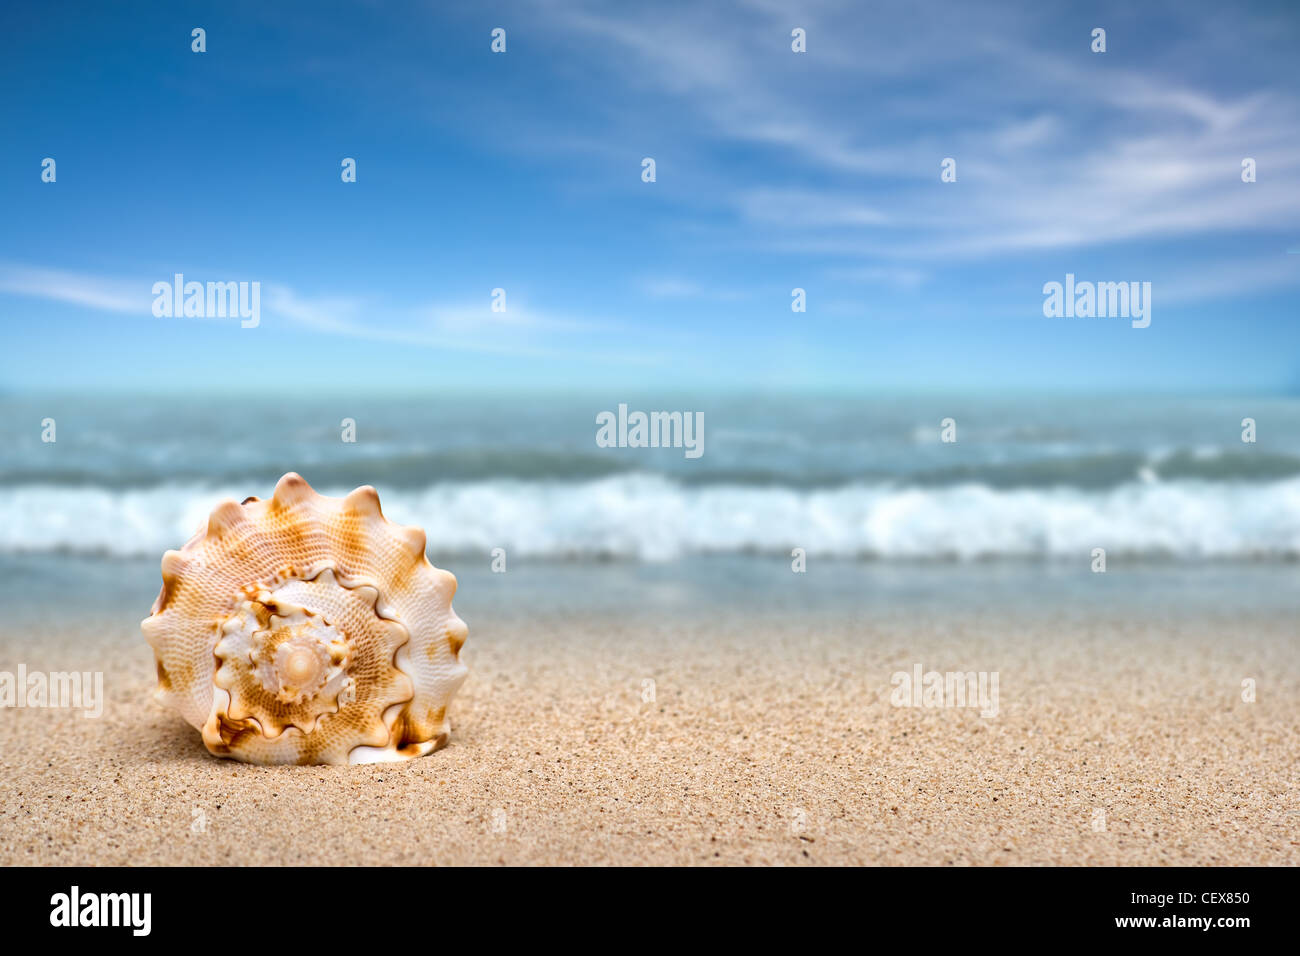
[1,0,1298,393]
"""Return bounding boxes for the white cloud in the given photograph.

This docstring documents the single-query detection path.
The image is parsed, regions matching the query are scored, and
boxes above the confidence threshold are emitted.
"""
[0,264,146,313]
[639,276,702,298]
[736,188,889,227]
[538,0,1300,276]
[826,265,928,289]
[263,285,657,362]
[637,276,752,301]
[0,265,665,365]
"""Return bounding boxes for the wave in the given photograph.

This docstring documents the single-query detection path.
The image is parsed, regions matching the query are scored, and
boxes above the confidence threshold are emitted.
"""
[3,447,1299,491]
[2,474,1299,561]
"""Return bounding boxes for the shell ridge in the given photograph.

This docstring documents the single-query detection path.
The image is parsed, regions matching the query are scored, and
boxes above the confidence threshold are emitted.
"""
[143,473,466,765]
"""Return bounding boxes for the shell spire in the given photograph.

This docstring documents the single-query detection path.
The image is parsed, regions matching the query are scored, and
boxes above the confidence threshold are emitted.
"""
[141,473,468,765]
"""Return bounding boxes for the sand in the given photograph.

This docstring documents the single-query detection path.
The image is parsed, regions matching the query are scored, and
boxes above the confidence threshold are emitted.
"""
[0,560,1297,866]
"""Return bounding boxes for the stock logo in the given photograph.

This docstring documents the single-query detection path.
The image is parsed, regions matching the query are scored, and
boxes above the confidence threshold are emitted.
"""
[49,886,151,936]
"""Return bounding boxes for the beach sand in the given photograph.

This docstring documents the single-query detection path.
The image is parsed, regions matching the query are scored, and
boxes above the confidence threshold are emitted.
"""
[0,558,1296,866]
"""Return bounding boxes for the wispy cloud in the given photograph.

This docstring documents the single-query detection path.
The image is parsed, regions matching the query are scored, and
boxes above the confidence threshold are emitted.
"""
[736,188,890,227]
[826,265,928,290]
[0,264,666,365]
[637,275,752,301]
[0,264,146,313]
[639,276,703,298]
[3,1,1297,391]
[266,285,643,358]
[537,0,1300,276]
[1154,255,1300,305]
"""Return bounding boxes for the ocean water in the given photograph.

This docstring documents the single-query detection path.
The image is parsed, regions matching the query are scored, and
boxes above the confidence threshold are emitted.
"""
[1,391,1298,562]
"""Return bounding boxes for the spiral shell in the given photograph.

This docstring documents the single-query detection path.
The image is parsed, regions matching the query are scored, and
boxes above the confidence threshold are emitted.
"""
[141,473,468,765]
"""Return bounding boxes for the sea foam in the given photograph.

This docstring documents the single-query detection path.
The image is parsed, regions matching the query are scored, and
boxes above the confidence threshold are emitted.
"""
[1,474,1298,561]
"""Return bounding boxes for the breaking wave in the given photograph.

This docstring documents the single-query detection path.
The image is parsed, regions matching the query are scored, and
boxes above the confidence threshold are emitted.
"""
[2,474,1298,561]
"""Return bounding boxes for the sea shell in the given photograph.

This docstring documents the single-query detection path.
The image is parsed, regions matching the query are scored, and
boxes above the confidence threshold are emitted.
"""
[141,473,468,765]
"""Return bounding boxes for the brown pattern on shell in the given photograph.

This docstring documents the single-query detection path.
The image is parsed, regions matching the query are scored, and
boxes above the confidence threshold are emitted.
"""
[141,473,468,765]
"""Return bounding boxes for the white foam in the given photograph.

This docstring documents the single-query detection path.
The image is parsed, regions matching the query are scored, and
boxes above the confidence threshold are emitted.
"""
[2,474,1298,560]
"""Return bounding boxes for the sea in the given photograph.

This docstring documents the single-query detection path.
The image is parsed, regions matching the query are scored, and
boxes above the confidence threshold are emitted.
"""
[0,391,1297,564]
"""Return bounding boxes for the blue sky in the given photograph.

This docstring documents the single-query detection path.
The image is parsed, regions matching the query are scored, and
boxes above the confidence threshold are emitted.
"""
[1,0,1298,392]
